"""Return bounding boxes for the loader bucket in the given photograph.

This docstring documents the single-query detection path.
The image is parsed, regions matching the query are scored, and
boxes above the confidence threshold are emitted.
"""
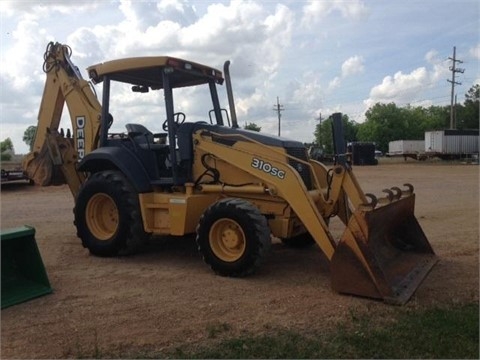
[1,226,52,309]
[331,195,437,305]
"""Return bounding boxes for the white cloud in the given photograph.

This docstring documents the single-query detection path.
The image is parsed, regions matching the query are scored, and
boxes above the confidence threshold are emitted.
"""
[363,48,453,109]
[0,1,478,153]
[422,49,450,83]
[341,55,364,77]
[118,0,197,31]
[179,1,266,53]
[174,2,294,119]
[290,71,324,108]
[425,49,438,63]
[0,1,100,15]
[328,76,341,90]
[328,55,364,90]
[301,0,368,27]
[365,67,429,107]
[470,44,480,60]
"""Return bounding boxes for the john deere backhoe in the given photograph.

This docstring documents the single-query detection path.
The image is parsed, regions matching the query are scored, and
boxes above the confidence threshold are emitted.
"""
[23,42,437,304]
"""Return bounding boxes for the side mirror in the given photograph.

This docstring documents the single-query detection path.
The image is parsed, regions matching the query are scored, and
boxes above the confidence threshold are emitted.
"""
[131,85,149,93]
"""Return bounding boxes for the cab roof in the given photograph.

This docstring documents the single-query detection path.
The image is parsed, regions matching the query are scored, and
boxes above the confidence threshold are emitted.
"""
[86,56,224,89]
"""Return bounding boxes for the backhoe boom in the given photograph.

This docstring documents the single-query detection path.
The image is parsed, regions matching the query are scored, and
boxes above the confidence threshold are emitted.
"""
[23,42,102,196]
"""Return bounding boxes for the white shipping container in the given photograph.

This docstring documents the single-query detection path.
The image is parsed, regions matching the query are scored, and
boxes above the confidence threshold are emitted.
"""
[425,130,479,154]
[388,140,425,154]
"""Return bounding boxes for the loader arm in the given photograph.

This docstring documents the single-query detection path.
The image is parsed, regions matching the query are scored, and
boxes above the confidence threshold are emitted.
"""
[193,130,338,259]
[23,42,102,197]
[193,126,437,304]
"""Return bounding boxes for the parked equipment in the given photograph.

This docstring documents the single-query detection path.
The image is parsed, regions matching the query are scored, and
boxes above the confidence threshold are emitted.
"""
[347,142,378,166]
[388,140,426,161]
[425,129,479,159]
[23,42,437,304]
[1,164,32,184]
[1,226,52,309]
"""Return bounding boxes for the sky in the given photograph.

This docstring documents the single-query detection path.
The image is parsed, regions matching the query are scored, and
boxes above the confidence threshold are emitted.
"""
[1,0,479,154]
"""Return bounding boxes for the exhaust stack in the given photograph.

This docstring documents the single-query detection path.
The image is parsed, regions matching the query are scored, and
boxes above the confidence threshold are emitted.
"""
[223,60,238,128]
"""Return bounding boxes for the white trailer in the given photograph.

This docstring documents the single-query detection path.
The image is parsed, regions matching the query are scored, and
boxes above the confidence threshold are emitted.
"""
[387,140,426,160]
[425,129,479,159]
[388,140,425,155]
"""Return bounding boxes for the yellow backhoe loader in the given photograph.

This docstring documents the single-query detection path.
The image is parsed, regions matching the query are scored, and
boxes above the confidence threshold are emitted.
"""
[23,42,437,304]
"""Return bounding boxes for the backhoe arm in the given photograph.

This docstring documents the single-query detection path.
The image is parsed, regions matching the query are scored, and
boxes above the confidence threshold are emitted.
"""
[23,42,103,197]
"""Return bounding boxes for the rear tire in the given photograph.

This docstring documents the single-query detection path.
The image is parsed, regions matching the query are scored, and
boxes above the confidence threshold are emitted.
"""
[74,170,148,256]
[196,198,271,277]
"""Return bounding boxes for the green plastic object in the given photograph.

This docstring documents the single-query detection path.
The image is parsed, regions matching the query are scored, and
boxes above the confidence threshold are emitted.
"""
[1,226,52,309]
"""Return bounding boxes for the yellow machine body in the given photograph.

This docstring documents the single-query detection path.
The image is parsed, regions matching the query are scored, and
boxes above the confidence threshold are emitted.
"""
[22,42,437,304]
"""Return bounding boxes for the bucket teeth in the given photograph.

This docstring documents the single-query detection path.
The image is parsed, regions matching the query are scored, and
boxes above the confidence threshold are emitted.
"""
[366,183,416,208]
[361,193,377,210]
[390,187,402,200]
[379,188,394,205]
[403,183,414,196]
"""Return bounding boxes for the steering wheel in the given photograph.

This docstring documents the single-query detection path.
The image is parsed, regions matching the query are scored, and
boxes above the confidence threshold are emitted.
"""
[162,112,186,131]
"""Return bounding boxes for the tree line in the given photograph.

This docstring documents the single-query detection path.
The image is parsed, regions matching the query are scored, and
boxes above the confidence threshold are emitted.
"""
[314,84,479,154]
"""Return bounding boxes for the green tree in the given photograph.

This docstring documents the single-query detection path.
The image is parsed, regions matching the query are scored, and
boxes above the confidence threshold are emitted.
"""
[357,103,452,153]
[23,125,37,151]
[457,84,479,129]
[420,105,449,131]
[357,103,423,153]
[1,138,14,161]
[244,122,261,132]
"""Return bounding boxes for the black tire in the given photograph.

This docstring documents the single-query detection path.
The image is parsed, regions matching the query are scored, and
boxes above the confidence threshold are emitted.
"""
[280,233,316,248]
[196,198,271,277]
[74,170,148,256]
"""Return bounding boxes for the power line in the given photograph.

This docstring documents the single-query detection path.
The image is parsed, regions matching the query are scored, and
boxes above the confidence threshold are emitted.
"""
[272,96,284,136]
[447,46,465,129]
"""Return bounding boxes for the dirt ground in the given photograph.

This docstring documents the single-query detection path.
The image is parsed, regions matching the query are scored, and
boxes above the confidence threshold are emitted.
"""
[1,160,478,358]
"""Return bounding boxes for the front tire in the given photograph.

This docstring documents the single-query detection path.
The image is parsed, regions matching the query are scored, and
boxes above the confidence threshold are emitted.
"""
[196,198,271,277]
[74,170,148,256]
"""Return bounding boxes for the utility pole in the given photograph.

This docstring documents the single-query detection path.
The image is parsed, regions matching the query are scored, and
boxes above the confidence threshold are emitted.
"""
[447,46,465,129]
[273,96,284,136]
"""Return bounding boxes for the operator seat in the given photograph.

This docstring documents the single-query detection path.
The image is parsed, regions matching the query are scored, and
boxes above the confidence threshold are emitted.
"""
[126,124,169,150]
[126,123,170,177]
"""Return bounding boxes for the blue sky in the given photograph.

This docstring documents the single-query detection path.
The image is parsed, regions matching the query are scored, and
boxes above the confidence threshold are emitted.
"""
[1,0,479,154]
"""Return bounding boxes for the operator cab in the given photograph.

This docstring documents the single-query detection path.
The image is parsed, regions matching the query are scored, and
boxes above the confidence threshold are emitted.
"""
[86,56,226,187]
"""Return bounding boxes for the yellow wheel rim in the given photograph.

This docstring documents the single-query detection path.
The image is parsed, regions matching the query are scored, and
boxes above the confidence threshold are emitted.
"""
[86,193,119,241]
[209,218,246,262]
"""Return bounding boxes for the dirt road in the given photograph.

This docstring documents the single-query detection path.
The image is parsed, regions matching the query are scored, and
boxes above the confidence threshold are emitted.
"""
[1,161,478,358]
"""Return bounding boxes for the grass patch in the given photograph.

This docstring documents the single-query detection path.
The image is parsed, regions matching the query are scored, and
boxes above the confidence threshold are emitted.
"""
[206,321,232,339]
[172,303,479,359]
[76,303,479,359]
[332,303,479,359]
